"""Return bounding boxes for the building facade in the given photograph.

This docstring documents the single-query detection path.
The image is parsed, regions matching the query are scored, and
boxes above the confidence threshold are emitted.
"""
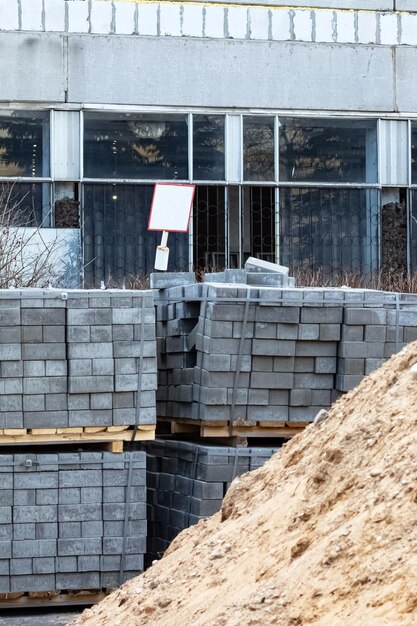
[1,0,417,285]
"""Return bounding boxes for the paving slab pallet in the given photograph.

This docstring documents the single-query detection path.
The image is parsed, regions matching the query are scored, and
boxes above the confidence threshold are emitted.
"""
[0,424,155,451]
[0,588,114,609]
[157,417,308,439]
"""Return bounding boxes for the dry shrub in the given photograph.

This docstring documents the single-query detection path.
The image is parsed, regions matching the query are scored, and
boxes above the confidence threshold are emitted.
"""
[293,267,417,293]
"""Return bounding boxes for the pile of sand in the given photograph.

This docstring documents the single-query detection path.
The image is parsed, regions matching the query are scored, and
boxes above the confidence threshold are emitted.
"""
[72,341,417,626]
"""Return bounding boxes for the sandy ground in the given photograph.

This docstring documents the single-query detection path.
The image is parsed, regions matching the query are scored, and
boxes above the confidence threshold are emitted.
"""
[72,341,417,626]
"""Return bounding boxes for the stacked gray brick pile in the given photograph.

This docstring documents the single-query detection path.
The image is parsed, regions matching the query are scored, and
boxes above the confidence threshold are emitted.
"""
[0,450,146,593]
[142,439,278,559]
[155,282,343,424]
[154,271,417,423]
[155,283,203,420]
[336,290,417,391]
[0,289,157,429]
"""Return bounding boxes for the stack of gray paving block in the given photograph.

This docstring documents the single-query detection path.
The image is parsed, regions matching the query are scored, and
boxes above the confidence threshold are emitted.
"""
[0,450,146,593]
[155,282,343,424]
[141,439,278,559]
[336,290,417,391]
[155,284,203,420]
[0,289,157,429]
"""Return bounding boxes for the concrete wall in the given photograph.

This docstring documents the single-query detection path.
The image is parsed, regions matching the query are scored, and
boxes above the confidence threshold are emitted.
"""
[0,1,416,114]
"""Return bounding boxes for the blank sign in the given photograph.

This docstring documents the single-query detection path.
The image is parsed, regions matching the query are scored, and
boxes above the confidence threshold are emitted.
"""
[148,183,195,232]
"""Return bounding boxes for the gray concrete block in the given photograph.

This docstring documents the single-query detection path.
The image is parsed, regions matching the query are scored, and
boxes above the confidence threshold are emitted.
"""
[59,503,102,522]
[319,324,341,341]
[0,309,20,326]
[24,411,68,429]
[67,326,91,342]
[58,538,102,556]
[0,541,11,559]
[46,360,67,376]
[315,357,337,374]
[90,393,113,410]
[68,409,112,427]
[252,339,295,356]
[295,342,337,357]
[68,376,114,394]
[59,522,82,538]
[81,521,104,537]
[33,557,56,574]
[23,395,46,412]
[92,359,115,376]
[55,572,100,590]
[67,308,112,325]
[13,539,56,558]
[251,372,294,389]
[1,360,23,378]
[13,524,35,540]
[335,374,364,391]
[341,325,364,341]
[290,388,312,406]
[68,343,113,359]
[56,556,78,573]
[36,522,58,539]
[22,343,66,360]
[22,308,65,326]
[91,325,112,342]
[344,308,386,325]
[14,506,57,524]
[14,472,58,489]
[11,574,55,593]
[23,361,46,377]
[293,373,334,389]
[150,272,196,289]
[43,325,65,343]
[45,394,68,411]
[22,326,43,343]
[68,394,90,410]
[0,344,22,360]
[23,377,67,394]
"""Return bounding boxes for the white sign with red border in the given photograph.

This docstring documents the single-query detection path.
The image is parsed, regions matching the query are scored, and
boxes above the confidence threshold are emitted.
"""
[148,183,195,233]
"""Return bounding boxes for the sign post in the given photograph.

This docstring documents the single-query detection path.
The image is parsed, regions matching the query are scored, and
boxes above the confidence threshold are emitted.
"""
[148,183,195,271]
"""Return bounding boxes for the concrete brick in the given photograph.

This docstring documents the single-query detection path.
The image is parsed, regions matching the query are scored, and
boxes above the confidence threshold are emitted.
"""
[59,522,82,538]
[68,377,113,394]
[22,343,66,360]
[43,325,65,343]
[0,344,21,360]
[13,539,56,558]
[1,360,23,378]
[68,343,113,359]
[58,538,102,556]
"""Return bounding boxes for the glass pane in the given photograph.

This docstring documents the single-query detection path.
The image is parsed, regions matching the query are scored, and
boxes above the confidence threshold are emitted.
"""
[82,184,188,287]
[411,123,417,184]
[193,185,226,271]
[84,113,188,180]
[243,117,274,181]
[242,187,275,263]
[410,191,417,272]
[0,111,49,177]
[279,118,377,183]
[193,115,225,180]
[280,187,380,277]
[0,182,51,227]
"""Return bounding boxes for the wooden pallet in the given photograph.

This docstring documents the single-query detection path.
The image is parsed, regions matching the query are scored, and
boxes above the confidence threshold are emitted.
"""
[0,424,155,452]
[0,588,114,609]
[157,417,309,440]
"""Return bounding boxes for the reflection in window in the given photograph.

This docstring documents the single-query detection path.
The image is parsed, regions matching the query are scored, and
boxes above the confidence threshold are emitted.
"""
[83,184,188,287]
[0,111,49,177]
[280,187,380,276]
[242,187,275,263]
[84,113,188,180]
[193,115,225,181]
[193,186,226,271]
[0,182,51,227]
[411,123,417,184]
[279,118,377,183]
[243,117,274,181]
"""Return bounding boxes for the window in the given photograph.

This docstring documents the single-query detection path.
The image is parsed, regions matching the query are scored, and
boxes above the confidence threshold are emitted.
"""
[193,115,225,181]
[279,118,377,183]
[83,113,188,180]
[83,184,188,287]
[243,117,274,181]
[280,187,379,276]
[0,111,49,178]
